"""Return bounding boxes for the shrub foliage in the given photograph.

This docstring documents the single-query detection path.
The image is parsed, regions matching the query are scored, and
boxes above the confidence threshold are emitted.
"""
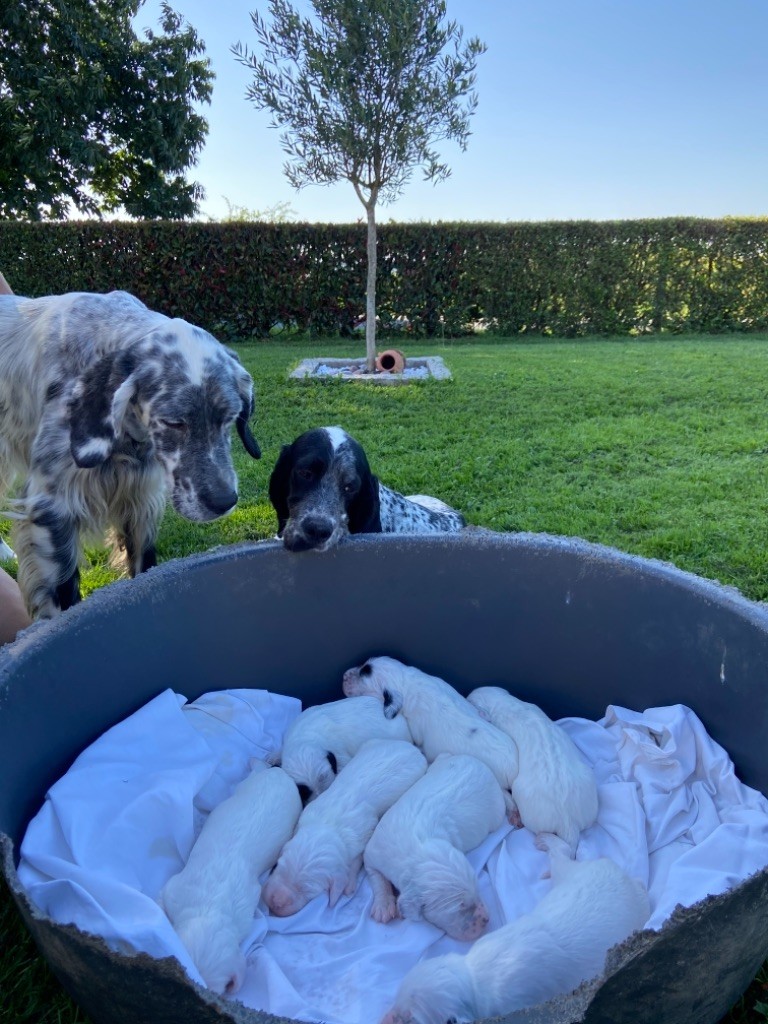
[1,218,767,339]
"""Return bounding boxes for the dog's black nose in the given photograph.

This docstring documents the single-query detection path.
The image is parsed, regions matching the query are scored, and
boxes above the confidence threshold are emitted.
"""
[302,515,334,545]
[204,488,238,516]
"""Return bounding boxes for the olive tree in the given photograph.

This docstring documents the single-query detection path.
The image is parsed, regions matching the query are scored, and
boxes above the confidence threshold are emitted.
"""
[233,0,485,369]
[0,1,213,220]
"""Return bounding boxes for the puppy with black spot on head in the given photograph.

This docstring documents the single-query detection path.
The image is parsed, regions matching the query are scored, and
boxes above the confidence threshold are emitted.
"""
[379,833,650,1024]
[263,738,427,917]
[268,425,465,552]
[468,685,599,852]
[342,656,520,821]
[268,695,413,805]
[364,752,506,940]
[160,764,301,997]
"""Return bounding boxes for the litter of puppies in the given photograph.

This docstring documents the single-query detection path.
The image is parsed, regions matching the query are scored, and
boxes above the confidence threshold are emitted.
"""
[17,662,768,1023]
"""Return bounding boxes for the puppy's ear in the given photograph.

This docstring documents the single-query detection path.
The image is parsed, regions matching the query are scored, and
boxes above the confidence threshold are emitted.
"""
[396,889,423,921]
[328,872,347,908]
[346,470,381,534]
[225,348,261,459]
[383,688,403,720]
[315,762,335,793]
[268,443,293,536]
[68,351,139,468]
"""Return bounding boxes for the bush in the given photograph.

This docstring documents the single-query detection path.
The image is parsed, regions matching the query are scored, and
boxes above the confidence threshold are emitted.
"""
[2,217,768,338]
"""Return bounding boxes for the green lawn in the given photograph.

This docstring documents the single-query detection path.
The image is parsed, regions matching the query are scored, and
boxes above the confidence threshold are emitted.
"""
[3,334,768,1023]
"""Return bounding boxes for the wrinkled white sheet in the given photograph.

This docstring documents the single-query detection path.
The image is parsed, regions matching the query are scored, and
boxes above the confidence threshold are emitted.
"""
[18,690,768,1023]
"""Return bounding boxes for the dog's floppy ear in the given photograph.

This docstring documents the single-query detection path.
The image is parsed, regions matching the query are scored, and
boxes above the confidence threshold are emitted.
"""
[68,351,139,468]
[328,871,348,908]
[268,443,293,536]
[396,888,424,921]
[225,348,261,459]
[236,389,261,459]
[346,465,381,534]
[348,471,382,536]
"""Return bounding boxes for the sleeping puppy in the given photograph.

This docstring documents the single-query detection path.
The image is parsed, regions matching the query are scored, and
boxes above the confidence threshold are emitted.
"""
[160,765,302,996]
[364,753,506,940]
[263,739,427,916]
[468,686,599,852]
[379,833,650,1024]
[269,695,413,804]
[268,426,465,552]
[342,656,520,821]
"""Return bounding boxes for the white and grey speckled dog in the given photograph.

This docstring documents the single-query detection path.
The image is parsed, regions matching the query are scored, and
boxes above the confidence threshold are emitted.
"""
[468,686,599,852]
[268,426,465,552]
[364,752,506,940]
[263,738,427,916]
[269,695,414,804]
[160,765,302,996]
[343,656,520,821]
[380,833,650,1024]
[0,290,260,618]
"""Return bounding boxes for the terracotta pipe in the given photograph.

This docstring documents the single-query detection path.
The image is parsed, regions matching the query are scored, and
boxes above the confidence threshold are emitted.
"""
[376,349,406,373]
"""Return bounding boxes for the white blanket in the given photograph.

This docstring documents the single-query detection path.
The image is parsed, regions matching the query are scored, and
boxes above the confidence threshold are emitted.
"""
[17,689,768,1023]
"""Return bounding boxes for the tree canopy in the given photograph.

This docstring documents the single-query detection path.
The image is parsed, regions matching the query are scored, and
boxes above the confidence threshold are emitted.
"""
[0,0,214,220]
[233,0,485,368]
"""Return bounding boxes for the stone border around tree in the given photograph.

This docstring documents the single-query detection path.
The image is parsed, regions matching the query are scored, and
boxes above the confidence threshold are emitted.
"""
[288,355,452,383]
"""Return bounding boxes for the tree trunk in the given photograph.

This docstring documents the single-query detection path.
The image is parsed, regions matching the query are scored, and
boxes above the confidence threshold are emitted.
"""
[365,200,377,373]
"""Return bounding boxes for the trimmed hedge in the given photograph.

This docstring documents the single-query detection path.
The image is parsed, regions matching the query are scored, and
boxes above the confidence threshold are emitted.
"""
[1,218,767,338]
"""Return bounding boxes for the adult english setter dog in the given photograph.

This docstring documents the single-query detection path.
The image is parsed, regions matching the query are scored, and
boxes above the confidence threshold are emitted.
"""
[268,426,465,552]
[0,290,261,619]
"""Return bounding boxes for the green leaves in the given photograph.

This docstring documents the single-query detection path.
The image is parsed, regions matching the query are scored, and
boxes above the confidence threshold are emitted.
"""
[3,217,768,339]
[232,0,486,208]
[0,0,213,220]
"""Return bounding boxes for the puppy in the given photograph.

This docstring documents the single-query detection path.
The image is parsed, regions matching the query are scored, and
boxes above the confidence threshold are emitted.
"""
[468,686,598,851]
[268,426,465,552]
[263,739,427,916]
[270,695,413,804]
[380,834,650,1024]
[364,753,506,940]
[342,656,520,820]
[160,765,301,995]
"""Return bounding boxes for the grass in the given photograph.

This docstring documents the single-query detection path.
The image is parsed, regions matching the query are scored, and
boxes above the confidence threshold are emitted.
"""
[3,333,768,1022]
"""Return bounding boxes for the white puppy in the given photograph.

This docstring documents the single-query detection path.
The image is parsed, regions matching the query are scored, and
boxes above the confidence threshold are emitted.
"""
[380,834,650,1024]
[263,739,428,916]
[468,685,598,850]
[160,765,302,996]
[364,753,506,940]
[342,656,519,819]
[271,695,413,803]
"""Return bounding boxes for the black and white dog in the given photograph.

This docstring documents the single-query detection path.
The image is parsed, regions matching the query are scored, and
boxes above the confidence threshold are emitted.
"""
[0,290,261,619]
[268,426,465,552]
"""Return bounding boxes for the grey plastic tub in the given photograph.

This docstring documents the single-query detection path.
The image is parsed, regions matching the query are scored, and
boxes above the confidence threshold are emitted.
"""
[2,532,768,1024]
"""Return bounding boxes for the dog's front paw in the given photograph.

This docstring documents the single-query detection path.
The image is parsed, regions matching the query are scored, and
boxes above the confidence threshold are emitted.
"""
[370,895,398,924]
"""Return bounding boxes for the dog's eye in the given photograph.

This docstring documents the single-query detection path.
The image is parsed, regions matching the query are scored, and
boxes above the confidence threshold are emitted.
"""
[383,689,393,708]
[160,419,187,431]
[326,751,338,774]
[296,467,314,481]
[360,662,372,677]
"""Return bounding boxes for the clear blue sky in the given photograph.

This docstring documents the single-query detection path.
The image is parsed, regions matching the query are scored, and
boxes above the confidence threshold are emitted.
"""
[134,0,768,224]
